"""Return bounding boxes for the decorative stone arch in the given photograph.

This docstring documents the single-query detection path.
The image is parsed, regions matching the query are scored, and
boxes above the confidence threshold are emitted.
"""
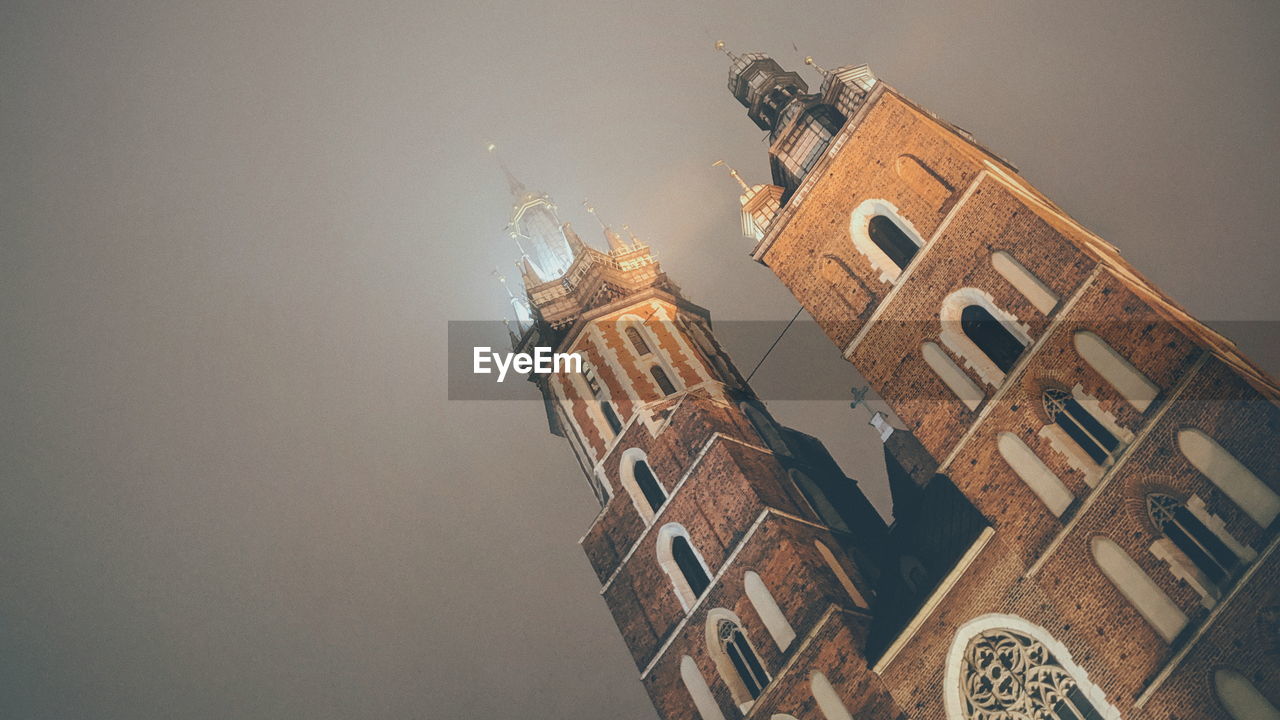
[1037,383,1134,487]
[938,287,1032,387]
[991,250,1058,315]
[618,447,666,522]
[1090,536,1188,643]
[680,655,727,720]
[657,523,713,611]
[744,570,796,651]
[1178,428,1280,527]
[1213,667,1280,720]
[810,671,854,720]
[848,198,926,284]
[922,341,984,411]
[942,613,1121,720]
[705,608,770,712]
[996,431,1073,517]
[1073,330,1159,412]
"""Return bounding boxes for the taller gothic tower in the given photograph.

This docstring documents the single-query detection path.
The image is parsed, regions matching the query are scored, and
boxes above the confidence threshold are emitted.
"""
[717,46,1280,720]
[488,152,949,719]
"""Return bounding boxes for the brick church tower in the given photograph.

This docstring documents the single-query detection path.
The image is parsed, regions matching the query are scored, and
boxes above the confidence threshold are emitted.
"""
[490,150,920,719]
[712,46,1280,720]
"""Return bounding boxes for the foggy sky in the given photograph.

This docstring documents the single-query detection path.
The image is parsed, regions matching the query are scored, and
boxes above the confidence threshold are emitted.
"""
[2,1,1278,718]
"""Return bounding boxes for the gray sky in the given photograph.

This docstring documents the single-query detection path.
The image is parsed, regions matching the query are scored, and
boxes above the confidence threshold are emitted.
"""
[2,1,1278,718]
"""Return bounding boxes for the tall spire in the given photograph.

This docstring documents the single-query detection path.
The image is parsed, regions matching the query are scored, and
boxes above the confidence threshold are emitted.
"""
[585,199,630,253]
[712,159,751,193]
[487,142,527,197]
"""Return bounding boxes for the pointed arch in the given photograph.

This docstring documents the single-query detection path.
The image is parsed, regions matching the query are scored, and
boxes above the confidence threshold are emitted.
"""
[1042,387,1120,467]
[848,198,926,283]
[996,431,1073,516]
[658,523,712,611]
[1091,536,1187,643]
[923,341,984,411]
[618,448,666,521]
[681,655,728,720]
[625,325,652,356]
[1214,668,1280,720]
[943,614,1121,720]
[744,571,796,651]
[650,365,677,396]
[706,609,770,710]
[991,251,1058,315]
[810,671,854,720]
[741,402,788,455]
[1178,428,1280,527]
[1074,331,1159,412]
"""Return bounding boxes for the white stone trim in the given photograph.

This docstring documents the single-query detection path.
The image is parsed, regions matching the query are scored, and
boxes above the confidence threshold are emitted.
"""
[704,607,769,712]
[991,250,1059,315]
[847,198,925,284]
[942,613,1122,720]
[996,431,1074,516]
[744,570,797,651]
[658,522,713,612]
[681,655,728,720]
[1178,428,1280,527]
[810,671,854,720]
[1074,330,1159,412]
[938,287,1032,388]
[1186,495,1256,563]
[922,341,984,411]
[1091,536,1188,643]
[1213,668,1280,720]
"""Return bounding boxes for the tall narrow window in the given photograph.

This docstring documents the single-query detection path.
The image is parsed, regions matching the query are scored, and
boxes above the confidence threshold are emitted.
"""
[1043,389,1118,465]
[810,671,854,720]
[1214,668,1280,720]
[1147,493,1239,586]
[659,525,712,610]
[744,571,796,651]
[996,432,1074,517]
[717,619,769,700]
[961,304,1026,373]
[650,366,677,396]
[600,401,622,435]
[868,215,919,271]
[626,326,652,356]
[1178,428,1280,528]
[790,470,850,532]
[633,459,665,512]
[1073,331,1158,411]
[673,536,711,599]
[681,656,727,720]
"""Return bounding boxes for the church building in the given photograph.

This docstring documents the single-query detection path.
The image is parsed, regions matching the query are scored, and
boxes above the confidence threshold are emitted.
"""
[492,46,1280,720]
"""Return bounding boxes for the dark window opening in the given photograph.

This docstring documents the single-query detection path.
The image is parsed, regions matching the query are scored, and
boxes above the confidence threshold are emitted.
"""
[1148,493,1239,586]
[961,304,1026,373]
[633,460,665,513]
[601,401,623,435]
[1042,388,1118,464]
[671,536,710,598]
[718,621,768,699]
[650,366,677,396]
[868,215,919,270]
[626,326,651,356]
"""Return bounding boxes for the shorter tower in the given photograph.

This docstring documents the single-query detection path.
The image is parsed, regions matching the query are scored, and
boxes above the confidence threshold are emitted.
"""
[489,154,910,720]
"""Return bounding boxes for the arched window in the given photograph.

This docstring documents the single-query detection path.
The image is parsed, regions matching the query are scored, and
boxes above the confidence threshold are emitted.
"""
[868,215,919,271]
[1178,428,1280,528]
[1043,388,1118,465]
[848,199,925,283]
[1091,536,1187,643]
[744,571,796,651]
[790,469,850,532]
[658,524,711,611]
[706,610,769,708]
[996,432,1073,517]
[625,326,651,356]
[961,304,1026,374]
[1073,331,1159,412]
[954,627,1106,719]
[810,671,854,720]
[681,655,727,720]
[944,615,1120,720]
[741,402,788,455]
[620,449,666,519]
[1214,668,1280,720]
[1147,493,1239,587]
[650,365,677,396]
[600,401,623,435]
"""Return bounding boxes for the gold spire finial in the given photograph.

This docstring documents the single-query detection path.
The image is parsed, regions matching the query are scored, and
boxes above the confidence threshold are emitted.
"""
[714,40,739,62]
[804,55,830,76]
[712,160,751,193]
[486,142,526,196]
